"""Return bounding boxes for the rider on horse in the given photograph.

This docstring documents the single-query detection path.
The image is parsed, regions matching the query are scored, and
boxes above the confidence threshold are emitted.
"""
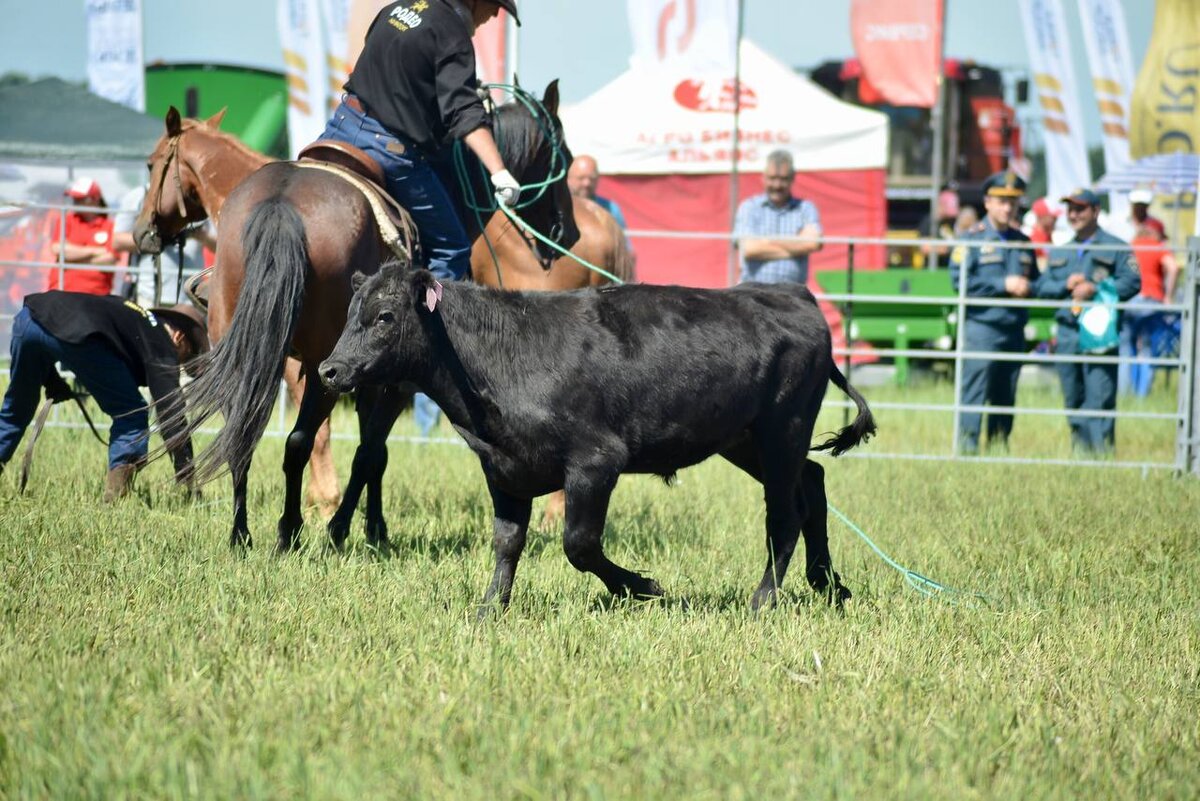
[321,0,522,282]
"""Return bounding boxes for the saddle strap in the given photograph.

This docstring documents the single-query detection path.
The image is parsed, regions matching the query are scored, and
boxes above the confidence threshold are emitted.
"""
[294,160,419,265]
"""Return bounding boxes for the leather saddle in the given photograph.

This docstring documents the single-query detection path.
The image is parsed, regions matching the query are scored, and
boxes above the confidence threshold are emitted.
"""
[296,140,415,237]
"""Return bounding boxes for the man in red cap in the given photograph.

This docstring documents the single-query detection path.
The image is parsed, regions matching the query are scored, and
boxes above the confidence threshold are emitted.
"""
[1027,196,1061,265]
[45,177,118,296]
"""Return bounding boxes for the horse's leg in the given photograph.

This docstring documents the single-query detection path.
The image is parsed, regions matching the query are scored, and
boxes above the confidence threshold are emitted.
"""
[284,358,340,516]
[540,490,566,528]
[327,385,406,550]
[562,465,663,599]
[478,479,533,618]
[277,370,339,553]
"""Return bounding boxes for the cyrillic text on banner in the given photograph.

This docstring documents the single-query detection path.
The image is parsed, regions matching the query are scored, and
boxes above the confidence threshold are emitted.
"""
[86,0,144,111]
[849,0,943,108]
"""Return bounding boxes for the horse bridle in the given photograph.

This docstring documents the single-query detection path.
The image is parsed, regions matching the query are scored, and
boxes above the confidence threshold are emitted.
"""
[148,131,192,233]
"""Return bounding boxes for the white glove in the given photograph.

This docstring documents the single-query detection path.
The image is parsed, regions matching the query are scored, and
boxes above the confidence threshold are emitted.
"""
[491,169,521,208]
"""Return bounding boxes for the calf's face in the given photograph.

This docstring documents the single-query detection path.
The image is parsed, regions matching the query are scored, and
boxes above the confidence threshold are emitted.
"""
[319,266,421,392]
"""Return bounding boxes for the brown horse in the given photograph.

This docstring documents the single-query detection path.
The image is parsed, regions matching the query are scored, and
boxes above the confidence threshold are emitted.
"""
[129,109,342,515]
[136,83,603,551]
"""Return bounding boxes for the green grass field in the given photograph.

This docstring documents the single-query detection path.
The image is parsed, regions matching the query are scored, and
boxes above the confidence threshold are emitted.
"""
[1,378,1197,799]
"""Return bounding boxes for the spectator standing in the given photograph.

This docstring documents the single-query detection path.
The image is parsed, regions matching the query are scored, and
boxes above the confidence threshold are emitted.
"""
[1120,222,1180,396]
[734,150,822,284]
[949,171,1037,454]
[45,178,117,295]
[918,187,959,263]
[1027,197,1061,266]
[1035,189,1140,455]
[567,154,628,230]
[0,292,207,500]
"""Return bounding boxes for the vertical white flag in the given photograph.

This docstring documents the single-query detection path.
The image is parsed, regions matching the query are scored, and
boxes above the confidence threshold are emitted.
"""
[86,0,144,111]
[319,0,353,117]
[1018,0,1091,202]
[1077,0,1136,226]
[627,0,739,75]
[278,0,330,157]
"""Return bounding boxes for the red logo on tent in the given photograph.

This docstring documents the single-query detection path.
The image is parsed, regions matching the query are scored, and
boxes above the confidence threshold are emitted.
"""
[673,79,758,113]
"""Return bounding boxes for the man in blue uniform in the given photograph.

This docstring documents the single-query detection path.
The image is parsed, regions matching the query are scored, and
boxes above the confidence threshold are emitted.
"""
[1035,188,1140,454]
[322,0,522,282]
[949,171,1038,454]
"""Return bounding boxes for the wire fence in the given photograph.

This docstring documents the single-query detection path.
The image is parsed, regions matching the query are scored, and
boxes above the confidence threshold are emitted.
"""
[2,206,1196,475]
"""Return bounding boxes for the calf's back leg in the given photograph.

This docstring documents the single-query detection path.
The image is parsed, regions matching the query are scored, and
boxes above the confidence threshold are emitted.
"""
[563,468,663,600]
[798,460,852,605]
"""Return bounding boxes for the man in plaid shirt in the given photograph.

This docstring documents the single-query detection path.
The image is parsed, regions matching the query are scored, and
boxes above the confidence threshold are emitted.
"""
[734,150,823,284]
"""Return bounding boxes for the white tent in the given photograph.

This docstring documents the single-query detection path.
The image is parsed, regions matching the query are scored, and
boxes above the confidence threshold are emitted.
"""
[560,41,890,287]
[562,40,888,175]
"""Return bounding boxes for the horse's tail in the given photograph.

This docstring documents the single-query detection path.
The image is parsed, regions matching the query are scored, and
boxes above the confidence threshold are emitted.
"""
[812,363,876,457]
[159,197,308,484]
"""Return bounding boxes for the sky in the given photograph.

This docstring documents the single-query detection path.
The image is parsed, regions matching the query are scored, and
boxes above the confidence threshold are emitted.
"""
[0,0,1156,146]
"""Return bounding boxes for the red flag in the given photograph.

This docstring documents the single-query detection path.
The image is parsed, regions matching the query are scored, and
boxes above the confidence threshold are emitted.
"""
[850,0,943,107]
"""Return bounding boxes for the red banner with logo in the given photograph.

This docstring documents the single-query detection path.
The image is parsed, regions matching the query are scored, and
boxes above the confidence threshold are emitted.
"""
[850,0,943,108]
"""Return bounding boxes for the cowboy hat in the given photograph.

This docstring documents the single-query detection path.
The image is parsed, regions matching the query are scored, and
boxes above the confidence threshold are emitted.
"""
[150,303,209,356]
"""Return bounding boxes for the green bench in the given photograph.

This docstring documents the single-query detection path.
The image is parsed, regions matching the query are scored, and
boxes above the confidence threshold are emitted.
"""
[815,268,1057,385]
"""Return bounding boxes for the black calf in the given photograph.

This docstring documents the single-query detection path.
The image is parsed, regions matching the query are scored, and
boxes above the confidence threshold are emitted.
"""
[319,265,874,611]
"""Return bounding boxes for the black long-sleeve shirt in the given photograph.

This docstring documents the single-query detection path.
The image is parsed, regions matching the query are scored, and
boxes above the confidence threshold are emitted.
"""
[346,0,490,153]
[24,291,193,477]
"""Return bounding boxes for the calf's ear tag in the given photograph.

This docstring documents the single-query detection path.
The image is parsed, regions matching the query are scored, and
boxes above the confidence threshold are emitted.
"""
[425,280,444,312]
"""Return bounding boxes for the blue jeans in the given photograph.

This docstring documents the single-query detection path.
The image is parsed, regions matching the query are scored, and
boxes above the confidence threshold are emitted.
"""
[1118,296,1166,397]
[0,308,149,469]
[412,392,442,437]
[321,100,472,281]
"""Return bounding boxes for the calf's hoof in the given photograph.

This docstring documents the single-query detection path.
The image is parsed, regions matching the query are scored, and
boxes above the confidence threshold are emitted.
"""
[809,570,852,607]
[750,586,778,612]
[229,530,252,550]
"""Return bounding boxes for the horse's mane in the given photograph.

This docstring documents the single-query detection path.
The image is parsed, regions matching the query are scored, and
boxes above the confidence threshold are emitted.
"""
[492,101,553,177]
[179,118,273,164]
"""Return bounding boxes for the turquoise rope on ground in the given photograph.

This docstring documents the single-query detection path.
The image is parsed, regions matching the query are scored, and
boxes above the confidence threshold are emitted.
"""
[827,502,993,607]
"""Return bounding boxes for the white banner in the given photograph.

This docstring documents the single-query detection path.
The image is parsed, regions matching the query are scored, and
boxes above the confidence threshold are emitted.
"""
[1077,0,1136,225]
[1018,0,1091,202]
[86,0,144,111]
[319,0,353,117]
[278,0,330,157]
[627,0,739,76]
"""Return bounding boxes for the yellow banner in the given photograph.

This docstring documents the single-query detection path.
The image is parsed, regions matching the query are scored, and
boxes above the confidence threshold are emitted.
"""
[1130,0,1200,237]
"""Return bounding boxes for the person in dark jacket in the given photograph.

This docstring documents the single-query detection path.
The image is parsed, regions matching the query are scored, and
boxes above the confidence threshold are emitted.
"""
[321,0,522,282]
[1035,188,1141,455]
[949,171,1038,454]
[0,292,208,500]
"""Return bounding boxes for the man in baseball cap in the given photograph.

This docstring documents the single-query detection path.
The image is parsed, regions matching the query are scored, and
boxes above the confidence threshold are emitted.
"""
[1033,188,1141,454]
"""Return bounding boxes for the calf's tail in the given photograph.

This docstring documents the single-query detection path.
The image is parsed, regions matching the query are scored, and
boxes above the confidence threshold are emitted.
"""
[812,364,876,457]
